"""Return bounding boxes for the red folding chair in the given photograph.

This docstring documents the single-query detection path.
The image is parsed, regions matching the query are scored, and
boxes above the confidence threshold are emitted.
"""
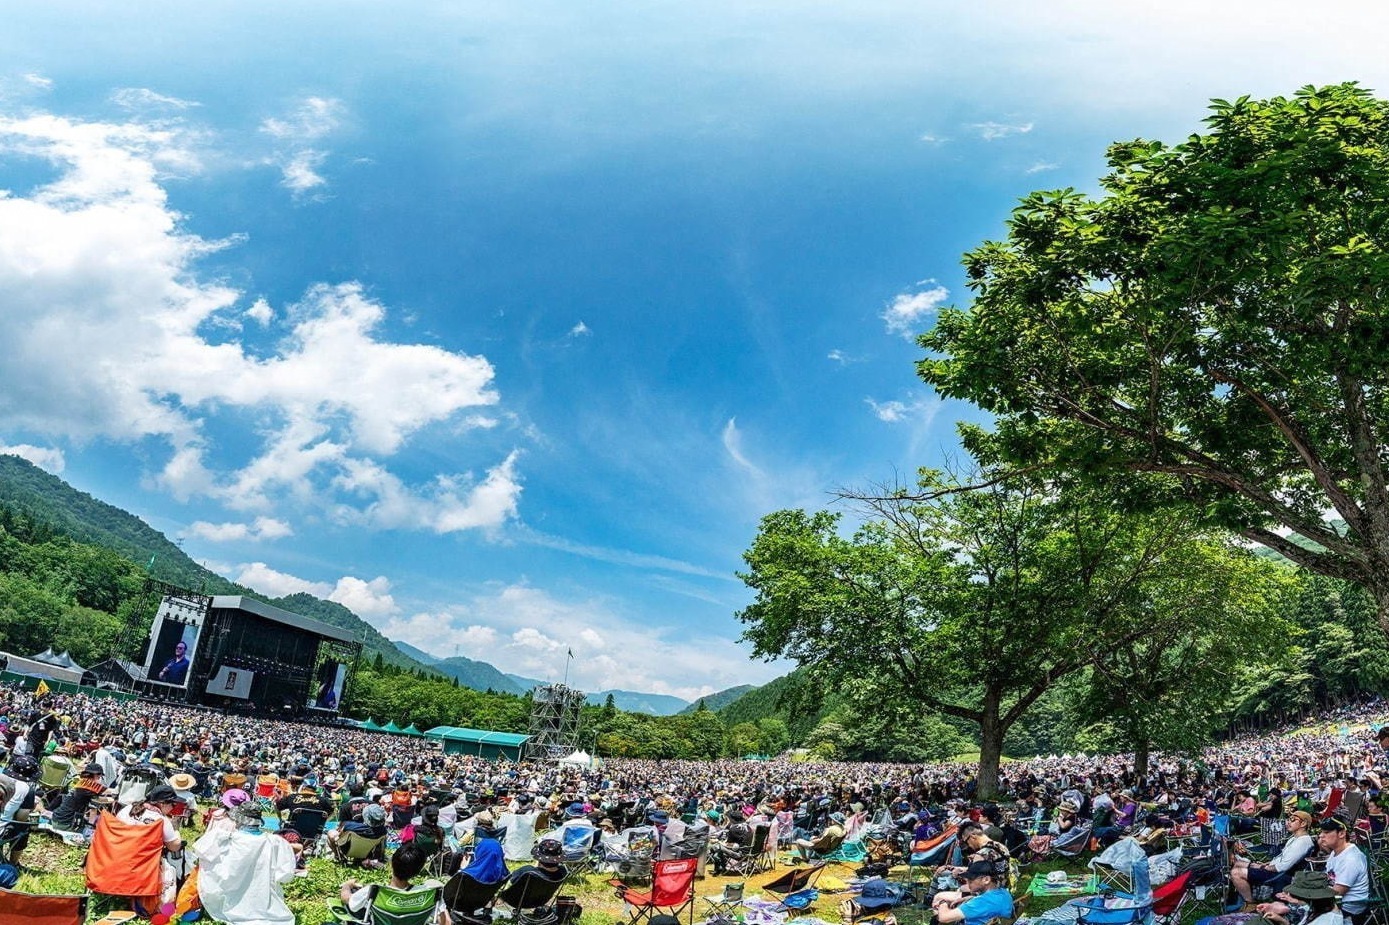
[1152,870,1192,925]
[0,889,89,925]
[613,856,698,924]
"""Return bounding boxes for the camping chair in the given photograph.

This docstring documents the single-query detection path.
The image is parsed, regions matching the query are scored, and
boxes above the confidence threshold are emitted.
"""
[613,856,698,924]
[1051,822,1094,859]
[37,754,75,806]
[496,868,569,925]
[820,839,867,864]
[703,882,744,921]
[0,889,89,925]
[906,826,958,888]
[746,823,773,874]
[85,812,166,906]
[331,830,388,867]
[329,882,445,925]
[441,871,506,925]
[1089,837,1146,894]
[287,806,332,856]
[557,823,601,876]
[1338,790,1368,829]
[764,861,826,910]
[1149,870,1193,925]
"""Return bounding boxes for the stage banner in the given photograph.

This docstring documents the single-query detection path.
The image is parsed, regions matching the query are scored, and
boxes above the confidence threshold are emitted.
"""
[206,665,254,699]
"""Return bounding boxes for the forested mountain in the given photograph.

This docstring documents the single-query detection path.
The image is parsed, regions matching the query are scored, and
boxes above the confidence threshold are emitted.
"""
[679,685,755,714]
[0,456,429,671]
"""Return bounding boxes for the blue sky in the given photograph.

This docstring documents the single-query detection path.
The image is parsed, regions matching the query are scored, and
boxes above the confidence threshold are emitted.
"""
[1,1,1385,700]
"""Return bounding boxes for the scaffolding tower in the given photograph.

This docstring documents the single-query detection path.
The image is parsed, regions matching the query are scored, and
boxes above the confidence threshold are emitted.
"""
[524,682,585,761]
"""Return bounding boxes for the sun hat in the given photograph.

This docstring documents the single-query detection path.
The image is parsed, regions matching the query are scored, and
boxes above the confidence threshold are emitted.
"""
[856,878,899,910]
[231,803,263,829]
[221,788,250,810]
[169,772,197,791]
[830,811,846,824]
[1286,871,1338,901]
[362,803,386,825]
[565,802,586,818]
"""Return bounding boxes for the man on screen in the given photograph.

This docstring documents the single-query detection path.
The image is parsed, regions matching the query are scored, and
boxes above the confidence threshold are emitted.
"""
[158,640,191,684]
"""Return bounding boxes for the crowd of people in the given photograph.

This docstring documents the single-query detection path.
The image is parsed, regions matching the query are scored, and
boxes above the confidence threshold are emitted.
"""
[0,683,1383,925]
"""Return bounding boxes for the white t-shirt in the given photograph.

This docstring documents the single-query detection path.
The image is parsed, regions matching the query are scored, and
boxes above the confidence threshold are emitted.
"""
[1270,834,1314,873]
[117,805,179,848]
[1324,844,1370,912]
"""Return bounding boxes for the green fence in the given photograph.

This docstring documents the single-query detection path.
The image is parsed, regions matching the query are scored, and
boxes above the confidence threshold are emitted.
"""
[0,670,138,702]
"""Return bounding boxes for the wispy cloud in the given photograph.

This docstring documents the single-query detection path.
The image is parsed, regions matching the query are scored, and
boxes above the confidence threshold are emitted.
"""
[970,120,1034,140]
[260,97,345,197]
[721,417,764,477]
[112,88,199,111]
[568,321,591,337]
[866,394,943,425]
[827,348,858,365]
[1026,161,1059,174]
[22,74,52,91]
[919,133,949,145]
[882,282,949,337]
[518,526,733,581]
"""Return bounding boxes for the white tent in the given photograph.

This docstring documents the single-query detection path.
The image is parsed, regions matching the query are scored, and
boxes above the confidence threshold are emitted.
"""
[559,749,592,768]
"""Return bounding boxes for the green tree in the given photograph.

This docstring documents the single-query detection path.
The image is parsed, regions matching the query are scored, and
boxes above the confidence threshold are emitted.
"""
[1073,537,1293,773]
[920,83,1389,636]
[755,717,790,756]
[738,477,1207,795]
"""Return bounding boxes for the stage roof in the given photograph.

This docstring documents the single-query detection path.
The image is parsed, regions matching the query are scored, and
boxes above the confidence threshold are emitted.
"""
[424,726,531,747]
[210,596,359,644]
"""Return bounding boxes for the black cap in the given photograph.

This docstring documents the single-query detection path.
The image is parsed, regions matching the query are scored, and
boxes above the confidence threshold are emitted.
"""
[964,860,998,880]
[145,784,179,804]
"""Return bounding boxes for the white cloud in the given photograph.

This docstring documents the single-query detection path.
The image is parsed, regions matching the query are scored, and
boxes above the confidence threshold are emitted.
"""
[246,298,274,326]
[568,321,591,337]
[919,133,948,145]
[232,562,399,619]
[0,111,518,535]
[721,417,763,476]
[970,121,1034,140]
[0,443,65,473]
[111,88,198,110]
[329,575,398,619]
[261,97,344,197]
[882,284,949,336]
[1026,161,1059,174]
[184,516,293,543]
[280,149,328,194]
[866,394,943,425]
[377,582,781,701]
[261,97,344,142]
[22,74,52,90]
[234,561,331,598]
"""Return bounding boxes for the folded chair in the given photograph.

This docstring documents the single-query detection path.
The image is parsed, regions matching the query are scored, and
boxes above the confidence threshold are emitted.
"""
[0,889,89,925]
[764,861,826,911]
[614,857,698,924]
[746,824,774,874]
[1150,870,1193,925]
[1051,823,1094,859]
[702,881,744,921]
[441,871,506,925]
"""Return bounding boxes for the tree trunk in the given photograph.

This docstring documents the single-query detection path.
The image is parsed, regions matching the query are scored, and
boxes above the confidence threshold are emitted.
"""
[1134,740,1150,779]
[977,687,1004,798]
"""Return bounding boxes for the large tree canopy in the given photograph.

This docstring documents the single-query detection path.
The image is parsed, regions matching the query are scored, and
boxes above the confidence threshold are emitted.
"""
[736,476,1264,795]
[919,84,1389,631]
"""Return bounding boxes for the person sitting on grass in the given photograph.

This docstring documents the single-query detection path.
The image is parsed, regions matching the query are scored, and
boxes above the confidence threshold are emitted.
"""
[338,842,451,924]
[931,860,1014,925]
[194,802,297,925]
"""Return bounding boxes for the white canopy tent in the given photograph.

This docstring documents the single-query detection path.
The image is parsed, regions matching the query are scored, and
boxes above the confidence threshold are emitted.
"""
[559,749,593,768]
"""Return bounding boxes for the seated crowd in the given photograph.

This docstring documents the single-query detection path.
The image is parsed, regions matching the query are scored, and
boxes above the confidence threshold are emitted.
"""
[0,684,1384,925]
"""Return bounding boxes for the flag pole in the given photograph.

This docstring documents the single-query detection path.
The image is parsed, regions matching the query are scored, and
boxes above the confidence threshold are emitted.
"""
[563,647,572,688]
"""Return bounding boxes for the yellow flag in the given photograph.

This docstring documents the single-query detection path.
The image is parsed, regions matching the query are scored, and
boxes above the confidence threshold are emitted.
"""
[34,680,50,696]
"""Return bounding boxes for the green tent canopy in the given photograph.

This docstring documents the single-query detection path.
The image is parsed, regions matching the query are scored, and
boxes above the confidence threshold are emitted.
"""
[360,718,382,731]
[382,721,404,733]
[403,724,423,736]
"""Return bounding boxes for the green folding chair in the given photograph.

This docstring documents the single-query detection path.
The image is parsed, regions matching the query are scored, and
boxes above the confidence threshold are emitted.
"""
[329,883,445,925]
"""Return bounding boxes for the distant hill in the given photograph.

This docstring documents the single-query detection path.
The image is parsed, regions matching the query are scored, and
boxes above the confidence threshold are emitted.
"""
[679,685,756,714]
[430,655,528,695]
[394,641,440,665]
[716,667,830,741]
[587,689,688,715]
[506,673,545,692]
[0,455,430,672]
